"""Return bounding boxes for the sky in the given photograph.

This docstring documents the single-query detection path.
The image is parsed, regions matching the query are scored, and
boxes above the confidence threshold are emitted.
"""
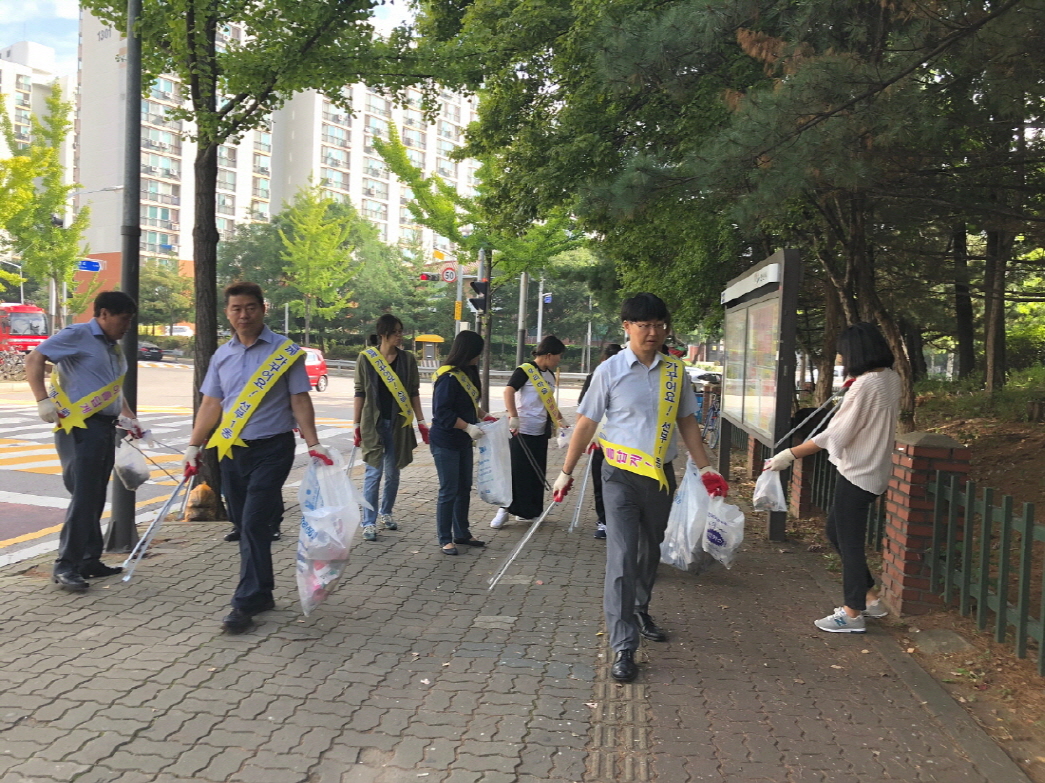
[0,1,414,79]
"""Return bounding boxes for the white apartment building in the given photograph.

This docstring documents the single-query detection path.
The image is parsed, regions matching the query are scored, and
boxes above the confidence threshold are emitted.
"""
[76,11,481,291]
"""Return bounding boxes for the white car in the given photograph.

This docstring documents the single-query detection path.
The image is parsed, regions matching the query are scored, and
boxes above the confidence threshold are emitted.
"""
[168,324,195,337]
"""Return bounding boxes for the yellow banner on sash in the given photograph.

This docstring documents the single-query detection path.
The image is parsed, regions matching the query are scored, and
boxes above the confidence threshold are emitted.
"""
[206,340,304,460]
[49,370,124,433]
[433,365,480,413]
[598,355,683,490]
[362,347,413,427]
[520,363,563,426]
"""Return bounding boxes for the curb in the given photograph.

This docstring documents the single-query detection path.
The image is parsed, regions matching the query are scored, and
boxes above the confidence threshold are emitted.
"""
[807,562,1032,782]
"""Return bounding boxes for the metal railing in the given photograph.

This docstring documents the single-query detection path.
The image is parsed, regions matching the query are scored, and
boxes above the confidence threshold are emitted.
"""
[322,359,589,387]
[928,472,1042,673]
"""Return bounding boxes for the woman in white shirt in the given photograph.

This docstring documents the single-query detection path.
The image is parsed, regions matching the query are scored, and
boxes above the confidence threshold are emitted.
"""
[490,335,566,528]
[765,323,902,634]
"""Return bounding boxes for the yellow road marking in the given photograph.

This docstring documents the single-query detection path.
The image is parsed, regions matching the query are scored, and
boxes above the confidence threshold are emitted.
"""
[0,492,175,549]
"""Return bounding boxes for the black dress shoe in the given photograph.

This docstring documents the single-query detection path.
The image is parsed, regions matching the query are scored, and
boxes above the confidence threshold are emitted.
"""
[611,649,637,682]
[222,607,253,633]
[80,562,123,578]
[637,612,668,642]
[441,545,458,555]
[453,538,485,547]
[224,529,241,542]
[53,572,89,591]
[245,597,276,615]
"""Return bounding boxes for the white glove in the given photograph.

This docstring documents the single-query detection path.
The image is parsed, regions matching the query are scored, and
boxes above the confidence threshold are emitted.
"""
[764,449,796,471]
[552,470,574,502]
[37,398,60,424]
[508,416,520,432]
[464,423,484,441]
[118,416,146,440]
[182,445,201,478]
[308,443,334,465]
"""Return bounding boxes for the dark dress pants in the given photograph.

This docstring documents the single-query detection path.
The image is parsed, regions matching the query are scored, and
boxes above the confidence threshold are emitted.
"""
[431,443,474,545]
[506,432,548,519]
[602,461,676,652]
[825,473,879,611]
[221,431,295,612]
[591,446,607,526]
[54,415,117,575]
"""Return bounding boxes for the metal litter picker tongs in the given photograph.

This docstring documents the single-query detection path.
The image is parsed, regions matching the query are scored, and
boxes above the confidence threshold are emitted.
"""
[121,476,191,582]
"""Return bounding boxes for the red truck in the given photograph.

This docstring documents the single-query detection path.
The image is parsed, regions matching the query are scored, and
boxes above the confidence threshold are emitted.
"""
[0,303,49,353]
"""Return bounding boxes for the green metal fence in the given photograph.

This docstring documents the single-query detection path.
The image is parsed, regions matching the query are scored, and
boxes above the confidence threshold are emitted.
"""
[928,472,1043,675]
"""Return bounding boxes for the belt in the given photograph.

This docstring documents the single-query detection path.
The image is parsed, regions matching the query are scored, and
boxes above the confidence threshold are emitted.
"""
[242,431,294,446]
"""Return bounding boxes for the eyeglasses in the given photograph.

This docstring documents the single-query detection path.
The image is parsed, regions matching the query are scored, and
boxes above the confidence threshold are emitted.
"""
[626,321,669,332]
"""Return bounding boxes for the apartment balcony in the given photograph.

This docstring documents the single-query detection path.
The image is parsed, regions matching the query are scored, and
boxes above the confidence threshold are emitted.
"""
[218,156,237,168]
[362,209,387,221]
[251,188,270,199]
[140,190,180,206]
[143,217,180,230]
[367,105,392,118]
[254,141,272,153]
[322,111,351,126]
[364,167,387,179]
[217,204,235,216]
[145,114,183,131]
[253,166,271,176]
[141,241,178,254]
[15,95,31,108]
[142,138,181,154]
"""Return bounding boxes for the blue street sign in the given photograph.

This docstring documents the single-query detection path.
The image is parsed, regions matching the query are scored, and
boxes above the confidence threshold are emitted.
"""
[543,293,552,304]
[78,259,101,272]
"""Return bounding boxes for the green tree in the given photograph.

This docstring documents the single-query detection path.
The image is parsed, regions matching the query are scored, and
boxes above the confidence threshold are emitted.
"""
[0,83,88,324]
[139,259,195,334]
[278,186,361,347]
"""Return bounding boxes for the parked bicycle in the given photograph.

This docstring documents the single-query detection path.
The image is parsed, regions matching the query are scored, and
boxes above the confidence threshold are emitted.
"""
[701,392,720,449]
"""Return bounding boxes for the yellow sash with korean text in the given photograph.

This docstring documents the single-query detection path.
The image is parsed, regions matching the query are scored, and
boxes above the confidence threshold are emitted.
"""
[433,365,480,413]
[49,369,124,433]
[598,355,683,490]
[362,347,413,427]
[520,363,562,425]
[206,340,303,459]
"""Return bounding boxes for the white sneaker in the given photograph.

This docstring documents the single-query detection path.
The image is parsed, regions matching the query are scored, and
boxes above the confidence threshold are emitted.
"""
[378,513,397,530]
[490,508,508,529]
[863,600,888,619]
[814,607,866,633]
[514,516,533,522]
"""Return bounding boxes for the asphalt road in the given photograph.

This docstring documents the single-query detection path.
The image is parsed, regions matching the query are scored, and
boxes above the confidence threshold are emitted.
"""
[0,361,580,567]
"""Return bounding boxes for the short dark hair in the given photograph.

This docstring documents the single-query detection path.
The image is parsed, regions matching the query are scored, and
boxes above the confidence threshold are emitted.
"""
[620,293,670,325]
[838,322,894,377]
[599,343,623,362]
[445,330,484,369]
[94,291,137,317]
[533,335,565,357]
[224,281,265,306]
[369,314,404,346]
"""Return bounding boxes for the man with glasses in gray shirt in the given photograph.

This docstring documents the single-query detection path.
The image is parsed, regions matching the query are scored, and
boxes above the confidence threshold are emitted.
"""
[554,293,729,682]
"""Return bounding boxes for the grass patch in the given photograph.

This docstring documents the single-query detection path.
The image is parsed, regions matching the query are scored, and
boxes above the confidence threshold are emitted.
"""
[916,366,1045,427]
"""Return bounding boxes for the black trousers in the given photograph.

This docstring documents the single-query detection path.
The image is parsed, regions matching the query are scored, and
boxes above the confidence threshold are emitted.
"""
[221,431,295,612]
[591,447,606,526]
[54,415,117,575]
[506,432,548,520]
[826,473,879,611]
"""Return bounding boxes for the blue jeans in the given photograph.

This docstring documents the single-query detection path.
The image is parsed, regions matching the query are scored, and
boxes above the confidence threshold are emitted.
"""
[362,418,401,526]
[431,443,473,546]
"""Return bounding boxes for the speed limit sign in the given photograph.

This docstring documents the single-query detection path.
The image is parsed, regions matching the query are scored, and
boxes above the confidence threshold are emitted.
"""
[442,266,457,283]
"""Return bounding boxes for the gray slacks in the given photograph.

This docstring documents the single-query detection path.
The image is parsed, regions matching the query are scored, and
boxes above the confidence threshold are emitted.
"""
[602,461,676,652]
[54,414,117,575]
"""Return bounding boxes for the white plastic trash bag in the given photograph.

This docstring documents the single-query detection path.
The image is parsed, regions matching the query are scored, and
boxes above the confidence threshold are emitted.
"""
[476,417,513,508]
[752,468,788,513]
[703,496,745,569]
[660,459,711,571]
[114,438,151,490]
[296,448,362,616]
[556,427,570,449]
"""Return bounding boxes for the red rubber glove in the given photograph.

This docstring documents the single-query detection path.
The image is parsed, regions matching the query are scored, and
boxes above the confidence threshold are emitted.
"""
[308,444,334,465]
[354,427,361,448]
[552,471,574,502]
[586,441,599,455]
[418,422,430,445]
[699,466,729,497]
[483,415,498,422]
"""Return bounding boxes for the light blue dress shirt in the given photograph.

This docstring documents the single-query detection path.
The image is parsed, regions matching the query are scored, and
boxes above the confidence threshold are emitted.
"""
[37,320,126,417]
[577,346,698,464]
[200,326,311,441]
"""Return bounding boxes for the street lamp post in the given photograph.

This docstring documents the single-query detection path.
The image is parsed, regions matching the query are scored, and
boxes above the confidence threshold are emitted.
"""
[105,0,143,553]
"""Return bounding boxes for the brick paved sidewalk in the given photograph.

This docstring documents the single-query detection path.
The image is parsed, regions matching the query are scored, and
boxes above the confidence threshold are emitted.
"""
[0,448,1029,783]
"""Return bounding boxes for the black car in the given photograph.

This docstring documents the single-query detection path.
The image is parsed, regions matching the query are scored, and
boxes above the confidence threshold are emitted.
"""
[139,342,164,361]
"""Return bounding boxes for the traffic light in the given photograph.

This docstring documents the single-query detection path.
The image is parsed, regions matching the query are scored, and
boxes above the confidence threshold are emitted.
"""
[468,281,489,314]
[419,273,440,281]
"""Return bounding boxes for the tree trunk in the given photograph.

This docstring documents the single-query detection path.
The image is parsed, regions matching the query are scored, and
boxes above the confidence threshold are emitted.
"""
[952,224,976,379]
[899,317,927,382]
[983,229,1010,392]
[192,141,225,518]
[817,280,844,405]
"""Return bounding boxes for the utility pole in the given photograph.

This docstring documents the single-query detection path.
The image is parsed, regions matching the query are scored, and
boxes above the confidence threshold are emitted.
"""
[535,276,545,342]
[584,295,592,373]
[515,271,529,367]
[106,0,142,552]
[476,248,492,411]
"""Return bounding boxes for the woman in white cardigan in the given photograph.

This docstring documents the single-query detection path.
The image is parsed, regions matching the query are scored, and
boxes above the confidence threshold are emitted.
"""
[765,322,902,634]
